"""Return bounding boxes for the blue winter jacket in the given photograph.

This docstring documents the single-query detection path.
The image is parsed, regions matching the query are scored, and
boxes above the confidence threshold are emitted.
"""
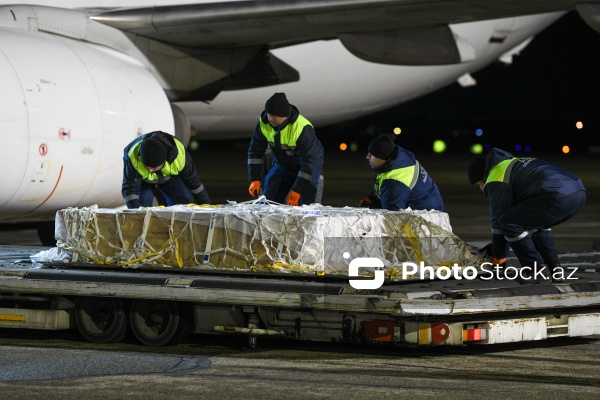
[370,146,444,212]
[122,131,210,208]
[247,105,324,195]
[482,147,585,257]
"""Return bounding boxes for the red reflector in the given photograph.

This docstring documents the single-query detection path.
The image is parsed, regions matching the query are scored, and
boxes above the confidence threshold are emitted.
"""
[469,328,482,341]
[361,320,399,342]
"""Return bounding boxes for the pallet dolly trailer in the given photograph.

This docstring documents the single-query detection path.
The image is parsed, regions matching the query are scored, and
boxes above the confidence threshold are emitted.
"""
[2,245,600,347]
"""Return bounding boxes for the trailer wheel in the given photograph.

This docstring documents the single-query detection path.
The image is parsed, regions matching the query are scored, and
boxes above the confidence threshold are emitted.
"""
[129,300,180,346]
[75,297,127,343]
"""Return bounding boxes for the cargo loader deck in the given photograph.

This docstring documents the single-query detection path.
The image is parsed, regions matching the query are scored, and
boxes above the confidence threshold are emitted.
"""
[2,245,600,347]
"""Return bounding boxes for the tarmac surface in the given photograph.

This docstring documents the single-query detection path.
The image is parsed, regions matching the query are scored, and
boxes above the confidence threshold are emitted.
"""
[0,145,599,399]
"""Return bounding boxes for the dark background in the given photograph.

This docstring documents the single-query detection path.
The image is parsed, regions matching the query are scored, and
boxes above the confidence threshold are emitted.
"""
[313,11,600,156]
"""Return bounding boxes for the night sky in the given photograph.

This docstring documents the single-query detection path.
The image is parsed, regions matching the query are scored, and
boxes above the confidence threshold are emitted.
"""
[319,11,600,154]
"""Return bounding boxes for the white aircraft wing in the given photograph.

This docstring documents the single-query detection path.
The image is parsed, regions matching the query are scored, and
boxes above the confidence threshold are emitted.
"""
[89,0,590,101]
[93,0,576,48]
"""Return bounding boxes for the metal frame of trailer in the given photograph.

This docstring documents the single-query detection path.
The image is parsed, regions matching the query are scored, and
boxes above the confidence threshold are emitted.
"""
[2,245,600,347]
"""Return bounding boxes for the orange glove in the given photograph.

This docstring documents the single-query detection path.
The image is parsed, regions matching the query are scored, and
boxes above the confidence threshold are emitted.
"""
[248,180,261,197]
[358,197,373,208]
[287,190,301,206]
[490,257,507,266]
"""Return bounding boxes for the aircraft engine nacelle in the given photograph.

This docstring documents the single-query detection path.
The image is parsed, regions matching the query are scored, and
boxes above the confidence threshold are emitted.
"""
[0,28,175,222]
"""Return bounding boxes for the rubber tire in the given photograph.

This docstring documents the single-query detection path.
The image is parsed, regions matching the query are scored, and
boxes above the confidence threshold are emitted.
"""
[36,221,56,247]
[129,299,180,346]
[75,297,127,343]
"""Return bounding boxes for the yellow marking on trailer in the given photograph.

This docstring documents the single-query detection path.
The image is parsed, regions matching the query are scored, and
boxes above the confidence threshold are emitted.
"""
[0,314,26,323]
[419,322,430,345]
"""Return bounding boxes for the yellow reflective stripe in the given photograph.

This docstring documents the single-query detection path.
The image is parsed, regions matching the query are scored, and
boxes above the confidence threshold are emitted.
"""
[376,164,418,195]
[259,115,312,147]
[485,158,518,185]
[128,136,186,180]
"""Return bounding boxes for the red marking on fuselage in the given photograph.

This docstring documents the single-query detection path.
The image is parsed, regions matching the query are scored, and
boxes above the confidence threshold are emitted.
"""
[29,165,64,213]
[58,128,71,140]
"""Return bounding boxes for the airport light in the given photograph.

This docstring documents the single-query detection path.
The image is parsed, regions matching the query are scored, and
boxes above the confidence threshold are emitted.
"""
[189,140,199,151]
[562,145,570,154]
[339,142,348,151]
[470,144,483,154]
[576,121,583,129]
[394,127,401,135]
[433,140,446,153]
[514,144,522,152]
[350,142,359,152]
[524,145,531,153]
[475,129,483,137]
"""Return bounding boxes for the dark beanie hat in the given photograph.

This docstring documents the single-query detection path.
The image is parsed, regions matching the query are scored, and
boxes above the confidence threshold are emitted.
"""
[265,92,290,117]
[140,136,168,168]
[468,156,486,184]
[368,134,396,160]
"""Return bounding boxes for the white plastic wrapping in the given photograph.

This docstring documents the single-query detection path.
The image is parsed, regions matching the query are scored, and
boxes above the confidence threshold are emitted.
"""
[54,200,483,280]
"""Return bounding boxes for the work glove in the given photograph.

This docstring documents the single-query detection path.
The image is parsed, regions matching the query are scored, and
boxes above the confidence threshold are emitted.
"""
[490,257,507,268]
[478,242,494,257]
[358,197,374,208]
[287,190,301,206]
[248,180,261,197]
[194,189,212,205]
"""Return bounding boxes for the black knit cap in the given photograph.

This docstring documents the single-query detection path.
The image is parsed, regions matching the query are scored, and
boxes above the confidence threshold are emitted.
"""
[467,156,486,184]
[368,134,396,160]
[265,92,291,117]
[140,136,167,168]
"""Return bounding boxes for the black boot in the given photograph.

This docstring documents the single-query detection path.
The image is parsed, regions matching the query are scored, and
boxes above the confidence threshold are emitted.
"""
[535,264,552,282]
[517,264,551,284]
[547,260,564,282]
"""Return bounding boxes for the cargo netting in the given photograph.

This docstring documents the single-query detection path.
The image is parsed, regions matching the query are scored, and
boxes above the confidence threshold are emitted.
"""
[52,198,485,280]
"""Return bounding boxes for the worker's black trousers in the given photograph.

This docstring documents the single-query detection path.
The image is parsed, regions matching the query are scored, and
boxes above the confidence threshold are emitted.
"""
[139,176,193,207]
[263,164,321,205]
[499,190,586,267]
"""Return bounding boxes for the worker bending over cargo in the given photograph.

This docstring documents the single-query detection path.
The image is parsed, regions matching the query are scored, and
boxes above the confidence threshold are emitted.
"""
[468,147,586,280]
[122,131,211,208]
[247,92,324,206]
[359,133,444,212]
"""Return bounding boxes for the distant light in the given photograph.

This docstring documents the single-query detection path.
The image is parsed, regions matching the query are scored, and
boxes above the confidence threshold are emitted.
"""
[350,142,359,152]
[433,140,446,153]
[514,144,522,152]
[470,144,483,154]
[339,142,348,151]
[562,145,570,154]
[484,143,492,150]
[393,127,402,135]
[576,121,584,130]
[475,129,483,137]
[524,145,531,153]
[189,140,199,151]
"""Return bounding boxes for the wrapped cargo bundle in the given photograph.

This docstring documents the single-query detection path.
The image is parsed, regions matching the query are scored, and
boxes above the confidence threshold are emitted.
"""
[55,200,484,280]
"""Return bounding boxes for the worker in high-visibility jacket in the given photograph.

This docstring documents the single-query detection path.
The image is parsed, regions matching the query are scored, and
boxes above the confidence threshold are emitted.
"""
[122,131,211,208]
[359,133,444,212]
[468,147,586,281]
[247,92,324,206]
